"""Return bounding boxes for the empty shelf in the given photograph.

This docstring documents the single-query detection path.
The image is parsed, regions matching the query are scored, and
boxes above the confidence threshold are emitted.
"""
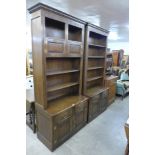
[46,69,80,76]
[47,82,79,92]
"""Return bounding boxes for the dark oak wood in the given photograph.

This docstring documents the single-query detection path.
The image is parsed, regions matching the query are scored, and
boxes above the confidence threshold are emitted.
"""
[36,96,88,151]
[83,24,109,122]
[28,2,109,151]
[28,3,88,151]
[105,75,118,105]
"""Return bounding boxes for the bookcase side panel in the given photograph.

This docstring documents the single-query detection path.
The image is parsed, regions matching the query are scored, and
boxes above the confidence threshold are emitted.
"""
[31,15,47,108]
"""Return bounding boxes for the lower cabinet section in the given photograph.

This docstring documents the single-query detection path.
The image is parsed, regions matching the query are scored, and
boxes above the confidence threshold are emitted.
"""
[88,89,108,122]
[35,91,108,151]
[36,100,88,151]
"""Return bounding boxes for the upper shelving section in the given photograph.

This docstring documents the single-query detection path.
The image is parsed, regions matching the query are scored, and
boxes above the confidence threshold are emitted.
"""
[68,25,82,42]
[89,31,107,46]
[45,17,65,39]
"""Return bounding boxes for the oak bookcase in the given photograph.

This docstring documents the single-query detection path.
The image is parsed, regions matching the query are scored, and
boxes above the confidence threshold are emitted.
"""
[83,23,109,122]
[28,3,109,151]
[28,3,88,151]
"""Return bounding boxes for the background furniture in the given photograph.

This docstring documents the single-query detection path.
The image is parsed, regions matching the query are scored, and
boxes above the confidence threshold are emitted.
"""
[26,75,36,133]
[105,75,118,105]
[26,89,36,133]
[112,50,119,66]
[28,3,88,151]
[116,69,129,99]
[106,52,113,75]
[124,118,129,155]
[83,23,108,122]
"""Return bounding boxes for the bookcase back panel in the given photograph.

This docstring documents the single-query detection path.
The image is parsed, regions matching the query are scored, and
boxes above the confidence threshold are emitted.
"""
[45,17,65,39]
[88,59,104,68]
[68,25,82,42]
[88,46,105,56]
[47,73,79,88]
[87,69,103,78]
[47,86,79,102]
[89,31,106,46]
[46,58,80,72]
[87,79,102,89]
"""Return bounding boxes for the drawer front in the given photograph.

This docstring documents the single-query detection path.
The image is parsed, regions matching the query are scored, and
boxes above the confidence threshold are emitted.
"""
[48,41,65,53]
[53,108,72,123]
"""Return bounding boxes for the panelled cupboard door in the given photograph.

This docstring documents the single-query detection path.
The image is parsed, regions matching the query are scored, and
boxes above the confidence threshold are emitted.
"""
[53,109,73,148]
[67,41,82,57]
[45,37,66,57]
[99,92,108,112]
[74,101,88,131]
[88,95,100,121]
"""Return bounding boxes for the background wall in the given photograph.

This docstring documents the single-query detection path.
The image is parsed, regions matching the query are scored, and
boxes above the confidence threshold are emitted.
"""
[108,41,129,55]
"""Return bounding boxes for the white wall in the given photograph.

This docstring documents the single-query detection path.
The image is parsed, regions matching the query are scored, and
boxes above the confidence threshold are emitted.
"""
[108,42,129,55]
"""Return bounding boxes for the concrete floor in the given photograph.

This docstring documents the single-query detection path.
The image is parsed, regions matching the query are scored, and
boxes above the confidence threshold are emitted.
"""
[26,96,129,155]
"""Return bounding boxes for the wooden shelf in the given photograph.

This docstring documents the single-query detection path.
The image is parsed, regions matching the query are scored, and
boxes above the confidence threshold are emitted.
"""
[46,54,81,58]
[89,43,106,48]
[86,86,105,97]
[87,76,103,82]
[88,56,105,58]
[88,66,103,71]
[46,69,79,76]
[47,82,79,92]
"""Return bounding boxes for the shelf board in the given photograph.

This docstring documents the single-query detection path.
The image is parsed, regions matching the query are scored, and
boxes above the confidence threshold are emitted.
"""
[88,66,103,71]
[86,86,105,97]
[47,82,79,92]
[46,54,81,58]
[88,56,105,58]
[87,76,103,82]
[46,69,80,76]
[89,43,106,48]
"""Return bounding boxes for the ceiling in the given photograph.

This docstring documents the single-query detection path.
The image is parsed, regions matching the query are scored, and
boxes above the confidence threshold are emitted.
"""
[26,0,129,43]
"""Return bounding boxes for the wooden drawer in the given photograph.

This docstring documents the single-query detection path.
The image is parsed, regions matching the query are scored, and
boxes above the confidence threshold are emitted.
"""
[53,108,73,123]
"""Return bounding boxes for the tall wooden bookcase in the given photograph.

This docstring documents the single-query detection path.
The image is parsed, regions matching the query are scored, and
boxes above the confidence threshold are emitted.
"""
[28,3,88,151]
[83,23,109,122]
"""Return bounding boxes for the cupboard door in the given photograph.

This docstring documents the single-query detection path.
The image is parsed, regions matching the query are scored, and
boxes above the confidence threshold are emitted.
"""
[45,38,66,57]
[53,109,73,148]
[74,101,88,131]
[67,41,82,57]
[99,92,108,113]
[88,95,100,121]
